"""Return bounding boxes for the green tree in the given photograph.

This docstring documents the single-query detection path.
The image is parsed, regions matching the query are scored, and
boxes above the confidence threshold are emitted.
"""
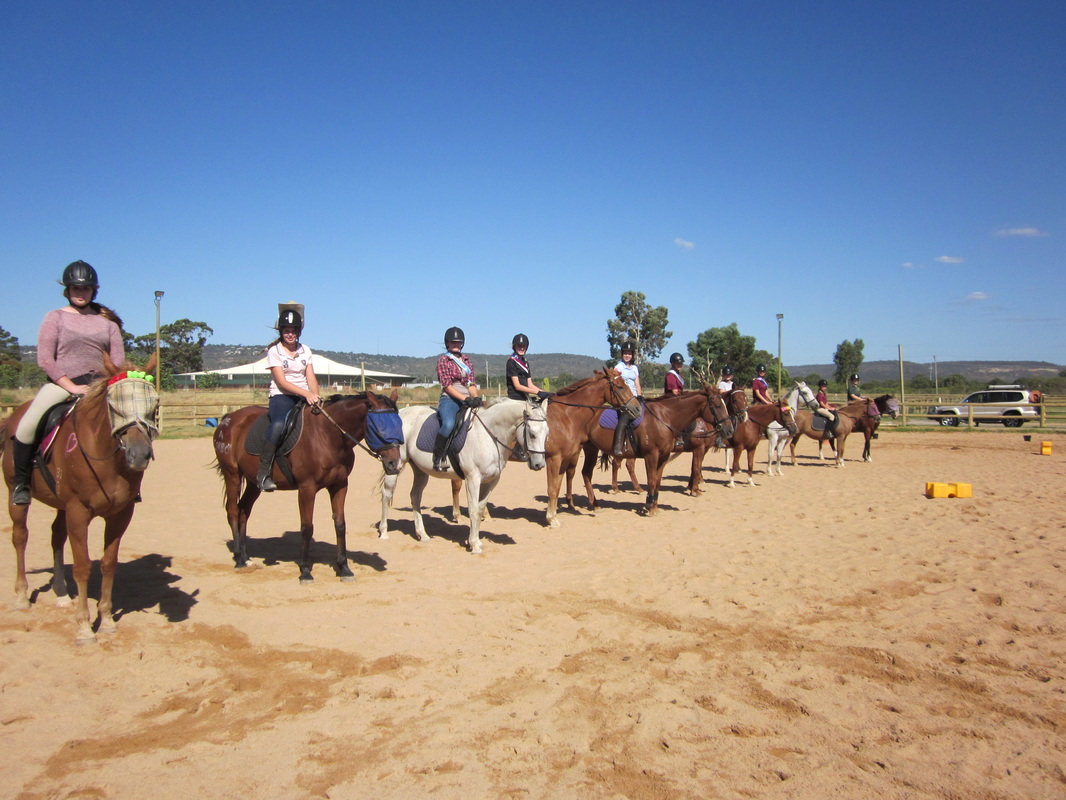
[197,372,222,390]
[687,323,787,388]
[0,364,20,389]
[160,319,213,374]
[606,291,671,362]
[0,325,20,367]
[832,339,865,384]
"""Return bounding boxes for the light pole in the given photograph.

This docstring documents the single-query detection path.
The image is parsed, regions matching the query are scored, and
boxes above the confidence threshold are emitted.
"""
[154,291,164,388]
[776,313,784,395]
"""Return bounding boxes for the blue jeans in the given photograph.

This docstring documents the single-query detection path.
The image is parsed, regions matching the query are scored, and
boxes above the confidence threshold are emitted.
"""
[267,394,300,444]
[438,393,462,437]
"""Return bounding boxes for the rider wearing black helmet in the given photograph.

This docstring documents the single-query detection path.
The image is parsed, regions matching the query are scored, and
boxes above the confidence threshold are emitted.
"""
[717,366,734,393]
[664,352,686,396]
[613,341,642,455]
[434,326,480,471]
[751,364,772,404]
[846,373,868,405]
[10,261,125,505]
[505,333,552,461]
[815,378,835,438]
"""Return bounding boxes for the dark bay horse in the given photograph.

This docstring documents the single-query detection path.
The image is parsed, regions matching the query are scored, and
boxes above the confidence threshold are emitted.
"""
[543,369,640,528]
[2,355,159,644]
[821,394,899,463]
[787,397,869,468]
[213,390,402,582]
[581,387,733,515]
[724,399,797,488]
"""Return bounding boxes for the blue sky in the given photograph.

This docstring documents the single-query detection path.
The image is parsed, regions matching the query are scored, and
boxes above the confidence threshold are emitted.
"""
[3,1,1063,366]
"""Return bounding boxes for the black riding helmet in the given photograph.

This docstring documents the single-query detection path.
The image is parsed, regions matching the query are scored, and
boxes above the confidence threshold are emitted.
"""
[818,379,828,387]
[277,309,303,331]
[62,260,99,287]
[721,365,734,377]
[756,364,767,372]
[621,341,636,353]
[445,326,465,348]
[512,333,529,350]
[669,352,684,365]
[850,373,860,381]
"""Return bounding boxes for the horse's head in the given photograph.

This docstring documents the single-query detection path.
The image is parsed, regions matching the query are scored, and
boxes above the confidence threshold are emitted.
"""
[777,397,799,435]
[701,386,735,440]
[100,356,160,471]
[601,367,640,417]
[364,389,403,475]
[793,380,818,412]
[727,387,749,423]
[519,396,549,471]
[876,394,900,419]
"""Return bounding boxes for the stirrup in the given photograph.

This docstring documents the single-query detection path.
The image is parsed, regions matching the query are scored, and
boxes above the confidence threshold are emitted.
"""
[11,483,31,506]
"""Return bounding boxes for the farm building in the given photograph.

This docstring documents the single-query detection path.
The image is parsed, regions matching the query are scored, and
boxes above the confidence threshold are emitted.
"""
[175,354,412,390]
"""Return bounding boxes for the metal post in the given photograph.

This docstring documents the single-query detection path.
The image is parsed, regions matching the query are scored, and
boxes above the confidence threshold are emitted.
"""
[776,313,784,395]
[154,291,164,387]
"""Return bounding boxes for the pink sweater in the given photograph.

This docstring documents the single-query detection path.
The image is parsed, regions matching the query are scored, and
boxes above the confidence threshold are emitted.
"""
[37,308,124,383]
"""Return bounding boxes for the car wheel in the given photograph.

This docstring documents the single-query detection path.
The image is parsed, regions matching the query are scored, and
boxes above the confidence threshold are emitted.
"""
[940,414,959,427]
[1002,412,1023,428]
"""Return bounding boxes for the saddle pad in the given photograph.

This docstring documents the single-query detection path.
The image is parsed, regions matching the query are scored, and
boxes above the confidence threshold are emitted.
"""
[415,414,470,453]
[598,403,646,430]
[810,414,828,431]
[244,408,304,456]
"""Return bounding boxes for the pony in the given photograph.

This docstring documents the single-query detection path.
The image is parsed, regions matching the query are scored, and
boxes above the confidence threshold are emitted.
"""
[541,369,640,528]
[2,354,159,644]
[787,396,870,468]
[723,398,797,488]
[580,386,734,515]
[213,390,402,582]
[766,382,817,476]
[377,396,549,554]
[852,394,899,462]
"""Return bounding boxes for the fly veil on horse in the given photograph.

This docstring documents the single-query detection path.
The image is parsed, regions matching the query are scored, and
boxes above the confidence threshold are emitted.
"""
[2,354,159,644]
[214,391,403,582]
[376,395,549,554]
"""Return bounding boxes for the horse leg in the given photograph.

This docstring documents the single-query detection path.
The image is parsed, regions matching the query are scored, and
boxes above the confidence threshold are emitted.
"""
[231,478,260,569]
[579,443,599,514]
[329,483,354,581]
[564,460,578,509]
[97,504,135,635]
[726,446,740,489]
[449,478,463,522]
[296,484,317,583]
[465,472,484,554]
[545,454,563,528]
[10,503,31,610]
[49,510,71,605]
[64,504,97,644]
[687,444,705,496]
[609,456,621,493]
[626,458,643,493]
[377,472,398,539]
[409,467,431,542]
[836,434,847,468]
[745,445,757,487]
[640,454,666,516]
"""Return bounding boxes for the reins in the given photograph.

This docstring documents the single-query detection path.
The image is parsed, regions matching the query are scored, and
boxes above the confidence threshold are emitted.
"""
[314,402,392,460]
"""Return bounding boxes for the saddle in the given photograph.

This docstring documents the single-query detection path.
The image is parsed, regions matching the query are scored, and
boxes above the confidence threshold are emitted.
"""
[243,404,306,485]
[810,412,837,432]
[26,399,78,496]
[416,408,472,478]
[599,402,646,457]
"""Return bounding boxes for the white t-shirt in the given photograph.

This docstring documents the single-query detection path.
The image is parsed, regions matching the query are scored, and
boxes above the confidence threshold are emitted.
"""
[718,379,734,392]
[267,342,313,397]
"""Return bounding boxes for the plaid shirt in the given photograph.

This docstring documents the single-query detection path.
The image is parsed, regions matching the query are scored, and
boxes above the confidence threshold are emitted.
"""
[437,352,476,387]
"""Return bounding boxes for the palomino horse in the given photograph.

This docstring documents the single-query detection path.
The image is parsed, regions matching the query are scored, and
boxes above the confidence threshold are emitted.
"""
[766,382,817,476]
[580,387,734,515]
[214,390,403,582]
[2,355,159,644]
[723,398,797,488]
[787,396,870,468]
[377,397,548,553]
[542,369,640,528]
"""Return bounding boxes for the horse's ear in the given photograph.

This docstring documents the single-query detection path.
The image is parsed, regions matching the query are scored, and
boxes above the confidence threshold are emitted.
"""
[143,351,158,377]
[389,389,398,403]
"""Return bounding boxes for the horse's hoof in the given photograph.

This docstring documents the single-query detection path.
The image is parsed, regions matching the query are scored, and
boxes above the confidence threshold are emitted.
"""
[75,629,97,646]
[377,531,389,540]
[55,596,71,608]
[13,597,30,611]
[547,519,560,529]
[470,546,483,555]
[339,575,356,584]
[299,573,314,584]
[98,621,117,636]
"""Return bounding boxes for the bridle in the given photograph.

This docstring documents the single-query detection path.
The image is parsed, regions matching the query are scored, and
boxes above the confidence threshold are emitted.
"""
[314,399,401,461]
[548,372,639,415]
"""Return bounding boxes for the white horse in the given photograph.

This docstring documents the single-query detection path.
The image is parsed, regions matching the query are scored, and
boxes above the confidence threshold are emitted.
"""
[766,382,817,476]
[377,397,549,554]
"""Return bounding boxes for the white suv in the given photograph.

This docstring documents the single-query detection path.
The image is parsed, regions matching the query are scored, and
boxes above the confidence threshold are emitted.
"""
[927,385,1037,428]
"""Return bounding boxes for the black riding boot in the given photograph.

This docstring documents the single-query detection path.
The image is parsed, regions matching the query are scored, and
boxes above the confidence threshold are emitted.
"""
[511,441,529,462]
[432,434,449,472]
[257,440,278,492]
[612,413,631,456]
[10,439,34,506]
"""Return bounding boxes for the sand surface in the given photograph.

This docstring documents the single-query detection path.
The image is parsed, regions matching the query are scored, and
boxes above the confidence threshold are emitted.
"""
[2,429,1064,799]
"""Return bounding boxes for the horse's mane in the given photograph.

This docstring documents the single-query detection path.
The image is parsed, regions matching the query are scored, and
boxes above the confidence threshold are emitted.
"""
[554,374,601,397]
[323,391,399,410]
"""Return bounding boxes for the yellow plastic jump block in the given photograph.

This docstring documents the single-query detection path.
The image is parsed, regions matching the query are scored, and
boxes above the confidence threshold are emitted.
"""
[1041,441,1052,456]
[925,482,972,499]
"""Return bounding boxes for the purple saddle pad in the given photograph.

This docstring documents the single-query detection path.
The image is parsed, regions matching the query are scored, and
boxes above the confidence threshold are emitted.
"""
[598,403,646,430]
[416,413,470,452]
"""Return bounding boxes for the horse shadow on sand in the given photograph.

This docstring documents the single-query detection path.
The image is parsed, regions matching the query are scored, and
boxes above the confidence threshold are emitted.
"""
[230,531,388,573]
[28,553,199,624]
[372,504,519,550]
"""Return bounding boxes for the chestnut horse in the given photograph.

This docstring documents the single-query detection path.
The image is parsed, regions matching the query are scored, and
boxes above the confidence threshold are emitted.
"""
[213,390,402,582]
[2,355,159,644]
[787,397,870,468]
[790,393,899,465]
[542,369,640,528]
[723,398,797,488]
[581,387,734,515]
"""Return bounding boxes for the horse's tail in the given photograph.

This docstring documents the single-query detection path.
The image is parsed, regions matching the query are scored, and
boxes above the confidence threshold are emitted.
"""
[0,417,8,456]
[598,452,611,471]
[373,470,394,507]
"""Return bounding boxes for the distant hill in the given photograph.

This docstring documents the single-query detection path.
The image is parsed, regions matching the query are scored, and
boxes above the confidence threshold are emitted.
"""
[789,360,1064,384]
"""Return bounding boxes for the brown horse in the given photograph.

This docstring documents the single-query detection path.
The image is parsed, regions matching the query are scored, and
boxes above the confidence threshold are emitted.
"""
[796,394,899,465]
[2,354,159,644]
[724,398,797,488]
[787,398,869,468]
[542,369,640,528]
[581,387,734,515]
[213,390,402,582]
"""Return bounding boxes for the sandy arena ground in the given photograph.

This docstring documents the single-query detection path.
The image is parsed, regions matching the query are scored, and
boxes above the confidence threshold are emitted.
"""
[1,429,1065,799]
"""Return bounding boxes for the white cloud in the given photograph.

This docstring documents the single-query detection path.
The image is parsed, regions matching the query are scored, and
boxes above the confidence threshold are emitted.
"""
[965,291,990,302]
[994,226,1047,237]
[674,238,695,250]
[935,255,965,264]
[901,261,915,268]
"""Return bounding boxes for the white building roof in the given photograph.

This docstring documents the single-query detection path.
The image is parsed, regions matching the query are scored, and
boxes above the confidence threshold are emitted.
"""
[178,354,411,381]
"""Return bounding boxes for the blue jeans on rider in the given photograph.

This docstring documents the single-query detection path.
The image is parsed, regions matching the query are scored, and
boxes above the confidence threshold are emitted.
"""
[438,393,463,437]
[267,393,300,444]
